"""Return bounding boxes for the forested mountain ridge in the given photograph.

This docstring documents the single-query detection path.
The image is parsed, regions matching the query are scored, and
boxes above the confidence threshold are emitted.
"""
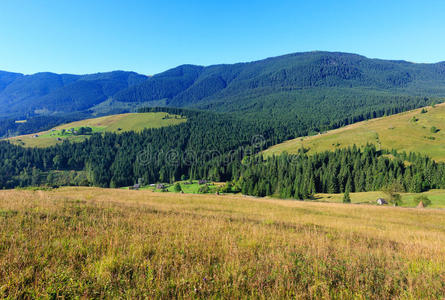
[100,52,445,133]
[2,51,445,141]
[0,70,147,118]
[2,51,445,123]
[114,51,445,109]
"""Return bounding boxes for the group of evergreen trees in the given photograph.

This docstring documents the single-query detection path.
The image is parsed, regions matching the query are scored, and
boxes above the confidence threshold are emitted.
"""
[0,108,273,188]
[234,146,445,199]
[1,107,444,200]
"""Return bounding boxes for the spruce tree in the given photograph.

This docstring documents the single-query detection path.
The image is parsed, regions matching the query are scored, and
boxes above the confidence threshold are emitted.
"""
[343,187,351,203]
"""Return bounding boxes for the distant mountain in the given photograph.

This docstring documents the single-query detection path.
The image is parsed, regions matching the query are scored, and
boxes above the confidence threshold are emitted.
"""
[0,71,147,118]
[1,51,445,124]
[114,52,445,110]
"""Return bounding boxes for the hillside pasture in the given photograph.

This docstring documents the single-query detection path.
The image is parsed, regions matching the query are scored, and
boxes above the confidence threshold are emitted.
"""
[125,181,224,194]
[265,103,445,161]
[7,112,186,147]
[314,189,445,208]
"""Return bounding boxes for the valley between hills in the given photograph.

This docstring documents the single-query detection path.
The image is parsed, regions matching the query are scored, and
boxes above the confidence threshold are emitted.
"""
[2,51,445,298]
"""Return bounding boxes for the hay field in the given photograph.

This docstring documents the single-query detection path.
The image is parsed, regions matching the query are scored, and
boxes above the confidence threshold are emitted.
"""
[0,187,444,298]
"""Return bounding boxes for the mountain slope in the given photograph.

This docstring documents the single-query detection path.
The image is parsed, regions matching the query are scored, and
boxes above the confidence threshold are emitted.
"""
[114,51,445,110]
[0,71,147,118]
[2,51,445,137]
[110,51,445,132]
[7,112,186,147]
[264,103,445,161]
[0,70,23,91]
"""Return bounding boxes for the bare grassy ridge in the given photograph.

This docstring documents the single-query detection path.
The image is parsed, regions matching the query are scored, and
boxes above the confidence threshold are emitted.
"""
[265,103,445,162]
[1,188,444,298]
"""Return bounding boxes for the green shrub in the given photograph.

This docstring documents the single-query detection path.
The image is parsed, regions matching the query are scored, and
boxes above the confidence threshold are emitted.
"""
[174,183,182,192]
[413,195,431,207]
[220,182,234,193]
[343,190,351,203]
[198,184,210,194]
[383,182,404,206]
[431,126,439,133]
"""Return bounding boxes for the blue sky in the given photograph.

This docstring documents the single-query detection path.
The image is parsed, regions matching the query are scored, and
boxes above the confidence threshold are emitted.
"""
[0,0,444,75]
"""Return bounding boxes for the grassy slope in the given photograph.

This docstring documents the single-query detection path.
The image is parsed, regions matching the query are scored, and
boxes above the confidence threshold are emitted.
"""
[132,181,445,208]
[0,187,444,298]
[264,103,445,161]
[314,189,445,208]
[7,112,186,147]
[123,181,224,194]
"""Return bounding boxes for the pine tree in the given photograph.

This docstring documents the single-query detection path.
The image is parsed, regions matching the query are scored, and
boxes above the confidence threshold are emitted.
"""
[343,179,351,203]
[174,183,182,192]
[327,175,339,193]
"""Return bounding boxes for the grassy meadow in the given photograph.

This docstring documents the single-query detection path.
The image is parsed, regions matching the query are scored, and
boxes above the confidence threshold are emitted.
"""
[264,103,445,161]
[124,180,225,194]
[7,112,186,147]
[129,181,445,208]
[1,187,444,298]
[314,189,445,208]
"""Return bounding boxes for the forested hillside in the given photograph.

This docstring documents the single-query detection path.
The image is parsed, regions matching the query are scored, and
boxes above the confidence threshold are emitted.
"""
[2,51,445,194]
[0,108,275,188]
[2,107,445,199]
[237,146,445,199]
[0,71,147,119]
[115,52,445,106]
[114,52,445,124]
[2,51,445,130]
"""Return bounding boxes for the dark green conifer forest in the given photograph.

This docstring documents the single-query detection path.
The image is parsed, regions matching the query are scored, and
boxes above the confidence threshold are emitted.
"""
[2,51,445,197]
[1,106,444,200]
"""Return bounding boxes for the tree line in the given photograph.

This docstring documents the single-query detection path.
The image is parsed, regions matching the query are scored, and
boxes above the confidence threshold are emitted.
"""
[232,145,445,199]
[1,108,444,200]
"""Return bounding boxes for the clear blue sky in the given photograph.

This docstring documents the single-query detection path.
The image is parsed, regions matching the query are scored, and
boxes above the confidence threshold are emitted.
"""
[1,0,444,75]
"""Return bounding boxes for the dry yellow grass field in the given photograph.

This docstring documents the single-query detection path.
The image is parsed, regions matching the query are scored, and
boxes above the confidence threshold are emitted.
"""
[1,187,444,298]
[265,103,445,161]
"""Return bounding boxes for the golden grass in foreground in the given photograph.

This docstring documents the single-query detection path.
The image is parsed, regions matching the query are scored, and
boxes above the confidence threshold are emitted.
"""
[265,103,445,161]
[1,187,444,298]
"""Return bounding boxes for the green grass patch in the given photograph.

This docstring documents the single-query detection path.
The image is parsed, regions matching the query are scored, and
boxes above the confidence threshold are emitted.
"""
[315,189,445,208]
[7,112,186,147]
[265,103,445,161]
[132,181,222,194]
